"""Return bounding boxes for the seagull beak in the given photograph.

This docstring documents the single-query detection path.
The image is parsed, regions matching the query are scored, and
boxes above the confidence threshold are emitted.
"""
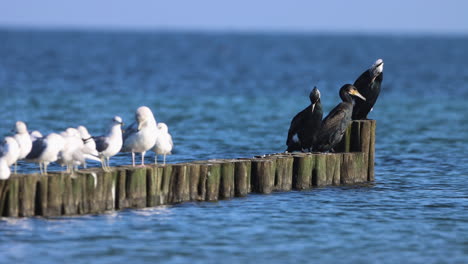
[350,89,366,101]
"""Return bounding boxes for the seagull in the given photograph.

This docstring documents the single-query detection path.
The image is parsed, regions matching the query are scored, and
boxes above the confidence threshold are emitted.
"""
[152,123,173,165]
[58,128,100,173]
[26,133,66,174]
[13,121,33,173]
[122,106,158,166]
[30,130,43,141]
[0,157,10,180]
[77,125,99,168]
[0,137,21,169]
[93,116,124,171]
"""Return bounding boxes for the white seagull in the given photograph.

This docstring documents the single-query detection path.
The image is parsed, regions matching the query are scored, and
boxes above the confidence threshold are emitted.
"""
[26,133,66,174]
[0,137,21,169]
[13,121,33,173]
[77,125,100,168]
[122,106,158,166]
[93,116,124,171]
[58,128,100,173]
[0,157,10,180]
[152,123,173,165]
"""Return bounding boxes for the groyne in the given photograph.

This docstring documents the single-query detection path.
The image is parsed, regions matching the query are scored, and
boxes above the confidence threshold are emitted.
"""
[0,120,376,218]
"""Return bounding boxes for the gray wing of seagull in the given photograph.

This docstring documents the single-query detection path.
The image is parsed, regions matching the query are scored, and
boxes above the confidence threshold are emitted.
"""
[94,136,109,153]
[25,138,46,160]
[122,121,138,142]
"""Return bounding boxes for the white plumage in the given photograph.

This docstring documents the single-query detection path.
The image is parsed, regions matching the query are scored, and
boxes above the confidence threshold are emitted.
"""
[26,133,66,174]
[153,123,173,165]
[94,116,124,171]
[122,106,158,166]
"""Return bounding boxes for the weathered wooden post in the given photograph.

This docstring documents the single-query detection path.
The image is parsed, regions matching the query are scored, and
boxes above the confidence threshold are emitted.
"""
[205,162,221,201]
[233,159,251,197]
[251,158,275,194]
[340,152,367,184]
[267,154,293,192]
[116,166,147,209]
[18,174,38,217]
[0,175,20,217]
[168,164,190,203]
[292,153,314,190]
[186,163,204,201]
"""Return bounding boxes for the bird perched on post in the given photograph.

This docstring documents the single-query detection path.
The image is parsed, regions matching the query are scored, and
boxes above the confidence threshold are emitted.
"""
[13,121,33,173]
[122,106,158,166]
[152,123,173,165]
[0,137,20,178]
[315,84,366,152]
[26,133,66,175]
[352,59,384,120]
[286,86,323,152]
[93,116,124,171]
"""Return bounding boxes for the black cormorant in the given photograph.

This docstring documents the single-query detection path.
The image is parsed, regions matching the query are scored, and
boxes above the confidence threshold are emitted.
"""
[286,87,323,152]
[352,58,384,120]
[314,84,365,152]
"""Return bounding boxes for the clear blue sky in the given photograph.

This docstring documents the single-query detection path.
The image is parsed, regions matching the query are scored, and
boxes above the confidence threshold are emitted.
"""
[1,0,467,34]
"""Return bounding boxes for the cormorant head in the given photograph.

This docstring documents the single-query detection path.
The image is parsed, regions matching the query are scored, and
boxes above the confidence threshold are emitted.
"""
[309,86,321,112]
[369,59,384,80]
[341,84,366,101]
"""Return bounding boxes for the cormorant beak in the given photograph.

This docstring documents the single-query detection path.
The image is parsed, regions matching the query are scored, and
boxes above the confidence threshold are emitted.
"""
[311,102,316,113]
[350,89,366,101]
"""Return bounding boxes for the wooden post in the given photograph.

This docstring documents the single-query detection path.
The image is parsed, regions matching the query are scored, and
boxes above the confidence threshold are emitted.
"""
[270,155,293,192]
[18,174,38,217]
[234,159,251,197]
[368,120,376,181]
[44,173,64,217]
[186,163,204,201]
[147,165,164,206]
[0,176,20,217]
[117,167,148,209]
[292,153,314,190]
[205,163,221,201]
[251,158,275,194]
[341,152,367,184]
[210,160,235,200]
[311,153,342,186]
[168,164,190,203]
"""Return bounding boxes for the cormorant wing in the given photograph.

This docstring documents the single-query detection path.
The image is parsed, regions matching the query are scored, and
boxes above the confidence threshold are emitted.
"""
[286,106,309,145]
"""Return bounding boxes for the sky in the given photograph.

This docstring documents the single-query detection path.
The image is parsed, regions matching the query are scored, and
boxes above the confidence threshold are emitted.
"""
[0,0,467,34]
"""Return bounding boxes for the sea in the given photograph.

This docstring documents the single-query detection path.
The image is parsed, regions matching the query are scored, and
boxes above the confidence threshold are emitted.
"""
[0,28,467,263]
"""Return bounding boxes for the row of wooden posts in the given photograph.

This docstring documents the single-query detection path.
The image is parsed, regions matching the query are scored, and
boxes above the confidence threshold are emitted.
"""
[0,120,376,218]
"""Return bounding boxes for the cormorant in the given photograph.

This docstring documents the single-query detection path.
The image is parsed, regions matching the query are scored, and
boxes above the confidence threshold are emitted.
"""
[286,87,323,152]
[315,84,365,152]
[352,59,384,120]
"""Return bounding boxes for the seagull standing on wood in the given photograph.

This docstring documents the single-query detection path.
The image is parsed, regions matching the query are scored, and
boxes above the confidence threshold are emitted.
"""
[26,133,66,174]
[93,116,124,171]
[152,123,173,165]
[13,121,33,173]
[122,106,158,166]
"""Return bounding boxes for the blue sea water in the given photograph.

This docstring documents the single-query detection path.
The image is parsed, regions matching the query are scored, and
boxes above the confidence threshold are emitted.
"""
[0,29,467,263]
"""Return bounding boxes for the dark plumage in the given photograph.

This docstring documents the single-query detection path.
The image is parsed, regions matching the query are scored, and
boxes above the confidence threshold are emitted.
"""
[286,87,323,152]
[93,136,109,153]
[352,59,384,120]
[25,138,46,160]
[315,84,365,152]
